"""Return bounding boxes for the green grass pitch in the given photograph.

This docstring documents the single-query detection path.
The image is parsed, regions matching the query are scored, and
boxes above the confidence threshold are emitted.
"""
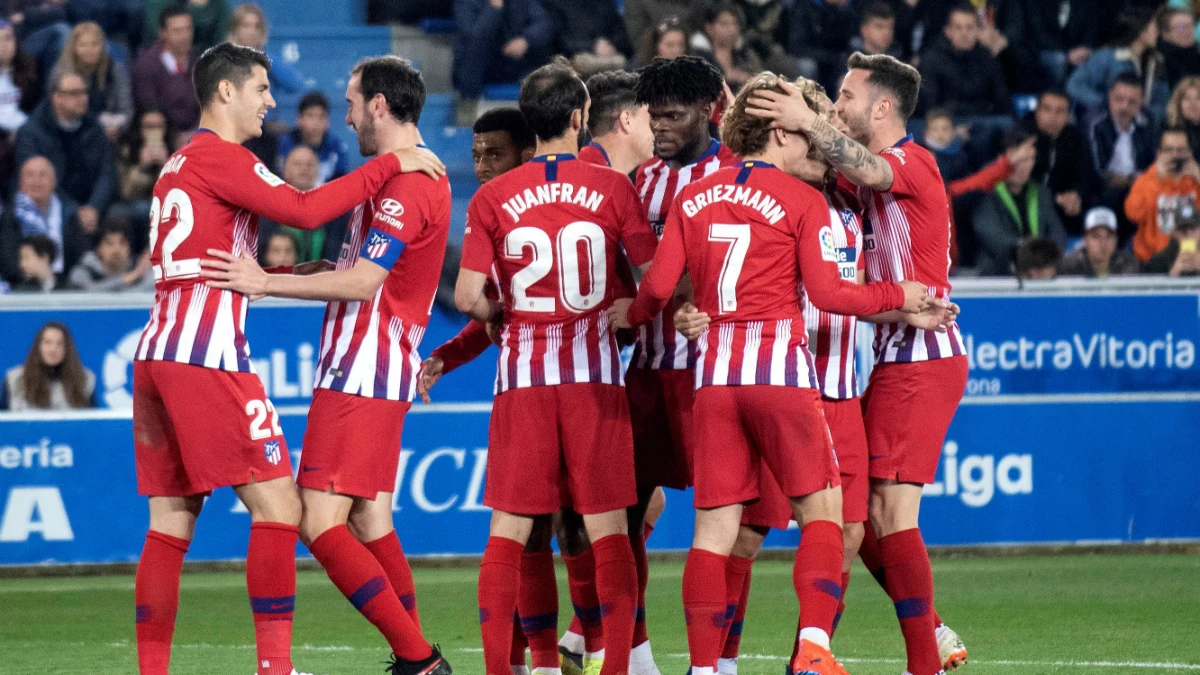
[3,553,1198,674]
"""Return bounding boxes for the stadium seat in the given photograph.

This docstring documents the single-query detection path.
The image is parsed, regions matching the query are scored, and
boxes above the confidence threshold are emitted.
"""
[483,83,522,100]
[419,17,457,35]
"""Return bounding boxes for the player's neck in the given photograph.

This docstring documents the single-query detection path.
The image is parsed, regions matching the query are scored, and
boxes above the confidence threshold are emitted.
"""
[743,147,785,169]
[372,122,423,156]
[867,121,910,154]
[667,133,712,170]
[590,134,639,174]
[197,111,248,145]
[535,134,579,158]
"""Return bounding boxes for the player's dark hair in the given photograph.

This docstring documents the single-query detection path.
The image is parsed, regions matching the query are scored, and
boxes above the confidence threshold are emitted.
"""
[20,235,57,262]
[158,2,190,29]
[1111,72,1144,94]
[193,42,271,108]
[472,107,536,150]
[635,55,724,107]
[352,55,426,125]
[518,56,588,142]
[20,321,89,409]
[1016,238,1062,278]
[847,51,921,120]
[586,70,640,137]
[861,1,895,24]
[298,91,330,115]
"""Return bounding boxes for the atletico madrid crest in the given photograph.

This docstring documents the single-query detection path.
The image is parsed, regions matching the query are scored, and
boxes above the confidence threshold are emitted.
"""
[264,440,282,466]
[366,232,391,260]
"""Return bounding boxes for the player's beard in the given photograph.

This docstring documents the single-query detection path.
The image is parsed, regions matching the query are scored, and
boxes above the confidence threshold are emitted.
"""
[357,114,378,156]
[839,107,872,147]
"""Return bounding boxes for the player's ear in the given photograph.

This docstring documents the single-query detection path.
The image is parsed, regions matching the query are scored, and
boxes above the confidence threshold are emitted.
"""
[217,79,234,104]
[571,108,584,134]
[701,101,715,122]
[772,127,789,147]
[521,147,536,163]
[618,108,633,135]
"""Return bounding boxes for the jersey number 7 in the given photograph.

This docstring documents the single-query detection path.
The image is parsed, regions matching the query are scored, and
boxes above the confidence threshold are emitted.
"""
[709,223,751,314]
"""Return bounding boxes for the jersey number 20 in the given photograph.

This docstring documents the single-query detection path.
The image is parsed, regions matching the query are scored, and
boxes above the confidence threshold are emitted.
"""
[506,221,607,313]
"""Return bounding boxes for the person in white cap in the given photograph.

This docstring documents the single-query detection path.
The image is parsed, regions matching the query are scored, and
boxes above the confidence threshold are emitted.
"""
[1060,206,1141,277]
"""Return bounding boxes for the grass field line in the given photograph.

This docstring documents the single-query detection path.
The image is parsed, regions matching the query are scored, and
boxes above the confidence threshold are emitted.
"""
[42,642,1198,671]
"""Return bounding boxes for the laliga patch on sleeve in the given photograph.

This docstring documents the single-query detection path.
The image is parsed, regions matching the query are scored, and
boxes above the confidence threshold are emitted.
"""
[819,225,838,262]
[360,227,406,270]
[254,162,287,187]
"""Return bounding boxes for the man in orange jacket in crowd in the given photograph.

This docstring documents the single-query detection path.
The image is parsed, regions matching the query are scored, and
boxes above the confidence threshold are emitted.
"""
[1127,128,1200,262]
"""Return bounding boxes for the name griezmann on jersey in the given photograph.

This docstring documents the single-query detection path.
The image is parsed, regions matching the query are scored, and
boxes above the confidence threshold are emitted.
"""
[499,182,606,223]
[680,184,787,225]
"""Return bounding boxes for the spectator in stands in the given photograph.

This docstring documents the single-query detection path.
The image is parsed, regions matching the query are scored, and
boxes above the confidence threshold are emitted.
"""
[1168,76,1200,160]
[261,229,297,269]
[119,110,168,205]
[277,91,348,185]
[1060,206,1141,277]
[1088,72,1157,242]
[6,0,72,76]
[471,106,534,185]
[133,3,198,144]
[1159,7,1200,90]
[67,216,153,290]
[787,0,858,93]
[737,0,797,78]
[691,2,761,90]
[0,320,95,410]
[1127,128,1200,263]
[923,107,969,182]
[452,0,551,126]
[849,2,902,61]
[0,156,85,281]
[973,129,1067,276]
[995,0,1100,90]
[1028,90,1093,236]
[1143,203,1200,275]
[1015,237,1062,280]
[1067,7,1169,123]
[226,3,304,94]
[945,134,1037,270]
[0,20,39,190]
[623,0,690,57]
[143,0,229,55]
[257,145,347,263]
[53,22,132,140]
[12,235,66,291]
[542,0,630,77]
[634,15,686,68]
[15,70,116,232]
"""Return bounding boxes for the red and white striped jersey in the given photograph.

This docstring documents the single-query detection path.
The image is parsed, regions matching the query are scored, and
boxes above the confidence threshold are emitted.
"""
[631,139,740,370]
[627,161,905,390]
[314,171,451,402]
[842,135,965,364]
[136,130,401,372]
[462,153,658,394]
[801,190,864,400]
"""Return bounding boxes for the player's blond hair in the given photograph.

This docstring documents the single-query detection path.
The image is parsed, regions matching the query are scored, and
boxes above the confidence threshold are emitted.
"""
[720,73,830,157]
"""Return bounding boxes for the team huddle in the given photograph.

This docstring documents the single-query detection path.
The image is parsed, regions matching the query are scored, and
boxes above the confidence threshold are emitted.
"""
[129,39,969,675]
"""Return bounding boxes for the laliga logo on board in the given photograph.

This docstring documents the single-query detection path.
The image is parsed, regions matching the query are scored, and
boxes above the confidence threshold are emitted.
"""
[0,438,75,543]
[923,441,1032,507]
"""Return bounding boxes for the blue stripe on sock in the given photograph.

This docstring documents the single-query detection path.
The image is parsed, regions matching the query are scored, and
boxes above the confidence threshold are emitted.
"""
[399,593,416,611]
[724,603,737,620]
[832,611,843,631]
[479,608,491,623]
[814,578,843,600]
[249,595,295,615]
[135,605,151,623]
[348,576,387,612]
[573,603,602,625]
[894,597,930,619]
[520,612,558,632]
[727,619,744,637]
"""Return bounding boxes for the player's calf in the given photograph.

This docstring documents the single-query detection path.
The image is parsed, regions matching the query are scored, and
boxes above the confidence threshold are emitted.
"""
[578,509,637,675]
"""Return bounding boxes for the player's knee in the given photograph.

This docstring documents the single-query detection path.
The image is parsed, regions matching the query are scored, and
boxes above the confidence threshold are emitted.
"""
[843,521,866,561]
[691,506,741,554]
[556,510,591,556]
[792,486,843,526]
[730,525,766,559]
[526,515,554,551]
[582,508,629,541]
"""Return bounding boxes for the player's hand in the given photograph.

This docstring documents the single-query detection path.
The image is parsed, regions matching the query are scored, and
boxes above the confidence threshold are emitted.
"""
[722,79,736,109]
[484,320,504,346]
[898,280,953,314]
[745,79,817,133]
[673,302,710,340]
[606,298,634,331]
[904,304,960,333]
[417,356,444,404]
[394,146,446,179]
[294,259,334,276]
[201,249,270,296]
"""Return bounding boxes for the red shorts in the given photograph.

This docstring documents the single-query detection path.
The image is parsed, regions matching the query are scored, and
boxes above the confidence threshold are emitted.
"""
[626,367,695,492]
[298,388,410,500]
[692,385,839,510]
[740,461,792,531]
[863,356,968,484]
[823,396,869,523]
[486,383,636,516]
[133,360,292,497]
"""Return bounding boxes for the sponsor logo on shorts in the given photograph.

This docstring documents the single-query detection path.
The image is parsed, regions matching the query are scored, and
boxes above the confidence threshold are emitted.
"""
[264,440,282,466]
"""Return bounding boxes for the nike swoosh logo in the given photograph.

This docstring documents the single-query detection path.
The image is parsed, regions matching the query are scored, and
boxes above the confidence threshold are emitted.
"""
[301,466,321,472]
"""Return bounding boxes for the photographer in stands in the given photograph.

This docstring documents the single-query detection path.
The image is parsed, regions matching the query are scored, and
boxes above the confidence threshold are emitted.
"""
[1143,203,1200,276]
[1,320,95,410]
[1127,128,1200,264]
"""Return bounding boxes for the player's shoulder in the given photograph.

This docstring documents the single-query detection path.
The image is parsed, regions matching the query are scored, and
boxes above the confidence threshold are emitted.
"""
[881,137,939,174]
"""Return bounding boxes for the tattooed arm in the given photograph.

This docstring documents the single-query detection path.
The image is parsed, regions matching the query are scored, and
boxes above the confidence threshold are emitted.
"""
[804,115,894,191]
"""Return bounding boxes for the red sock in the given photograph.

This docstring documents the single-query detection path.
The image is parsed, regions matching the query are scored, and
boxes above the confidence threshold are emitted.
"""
[592,534,637,675]
[933,608,944,628]
[858,525,888,591]
[567,614,584,640]
[831,572,851,638]
[135,530,189,675]
[519,550,560,669]
[683,547,728,670]
[247,522,298,675]
[630,527,650,648]
[720,555,754,660]
[309,525,431,662]
[795,521,844,637]
[881,528,940,675]
[479,536,525,675]
[511,613,528,667]
[562,549,604,653]
[364,532,421,630]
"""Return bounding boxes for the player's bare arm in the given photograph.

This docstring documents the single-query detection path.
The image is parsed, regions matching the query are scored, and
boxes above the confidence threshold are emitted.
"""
[201,250,388,302]
[746,80,894,190]
[454,268,502,323]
